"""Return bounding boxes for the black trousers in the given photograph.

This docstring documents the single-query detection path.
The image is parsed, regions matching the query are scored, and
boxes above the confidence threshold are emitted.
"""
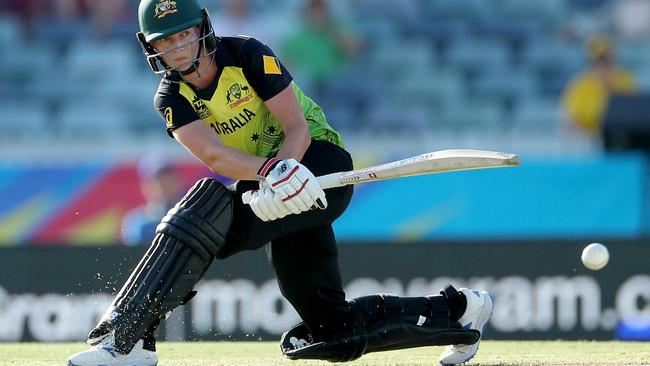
[219,140,354,339]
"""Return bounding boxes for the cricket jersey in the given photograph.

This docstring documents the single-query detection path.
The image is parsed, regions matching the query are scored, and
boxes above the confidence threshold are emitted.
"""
[154,36,343,158]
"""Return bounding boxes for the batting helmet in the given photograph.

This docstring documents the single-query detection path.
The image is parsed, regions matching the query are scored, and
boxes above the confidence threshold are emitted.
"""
[136,0,217,81]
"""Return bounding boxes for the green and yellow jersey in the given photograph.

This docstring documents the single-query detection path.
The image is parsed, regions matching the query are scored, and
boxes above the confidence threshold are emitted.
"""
[154,36,343,158]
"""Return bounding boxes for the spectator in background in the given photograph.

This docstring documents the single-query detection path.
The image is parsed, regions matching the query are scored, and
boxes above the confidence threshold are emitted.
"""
[281,0,362,90]
[121,157,183,246]
[561,35,638,136]
[207,0,290,50]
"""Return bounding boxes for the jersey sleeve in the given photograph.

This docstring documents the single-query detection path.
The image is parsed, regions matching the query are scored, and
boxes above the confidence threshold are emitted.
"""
[240,38,293,101]
[154,81,200,138]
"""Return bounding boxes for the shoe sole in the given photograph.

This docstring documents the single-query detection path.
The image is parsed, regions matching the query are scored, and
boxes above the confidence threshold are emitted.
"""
[439,292,494,366]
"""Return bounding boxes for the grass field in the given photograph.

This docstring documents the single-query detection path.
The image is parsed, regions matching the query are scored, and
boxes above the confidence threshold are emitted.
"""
[1,341,649,366]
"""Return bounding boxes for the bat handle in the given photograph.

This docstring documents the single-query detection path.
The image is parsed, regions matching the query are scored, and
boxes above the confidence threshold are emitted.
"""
[242,190,254,204]
[316,172,343,190]
[241,173,343,205]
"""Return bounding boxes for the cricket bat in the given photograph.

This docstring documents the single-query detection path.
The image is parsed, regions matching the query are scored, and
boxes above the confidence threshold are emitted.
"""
[242,149,519,203]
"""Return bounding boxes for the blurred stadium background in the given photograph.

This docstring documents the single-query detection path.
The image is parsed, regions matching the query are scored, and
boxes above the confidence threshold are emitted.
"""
[1,0,650,350]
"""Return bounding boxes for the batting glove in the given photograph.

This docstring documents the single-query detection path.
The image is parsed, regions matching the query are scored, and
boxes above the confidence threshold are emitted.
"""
[247,186,293,222]
[257,158,328,212]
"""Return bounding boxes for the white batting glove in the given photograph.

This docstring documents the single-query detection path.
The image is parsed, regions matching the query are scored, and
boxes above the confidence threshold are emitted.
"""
[247,187,293,222]
[257,158,328,212]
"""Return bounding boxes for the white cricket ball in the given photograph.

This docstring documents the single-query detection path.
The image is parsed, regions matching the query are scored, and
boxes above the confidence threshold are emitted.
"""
[581,243,609,270]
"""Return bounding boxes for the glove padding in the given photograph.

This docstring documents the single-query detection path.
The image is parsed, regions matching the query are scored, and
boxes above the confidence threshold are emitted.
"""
[258,158,328,212]
[247,187,293,222]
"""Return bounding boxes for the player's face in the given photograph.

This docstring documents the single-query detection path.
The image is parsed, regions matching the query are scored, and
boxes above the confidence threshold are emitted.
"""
[152,26,201,72]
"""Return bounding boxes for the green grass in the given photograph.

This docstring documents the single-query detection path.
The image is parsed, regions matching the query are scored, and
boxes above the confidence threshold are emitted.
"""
[0,341,649,366]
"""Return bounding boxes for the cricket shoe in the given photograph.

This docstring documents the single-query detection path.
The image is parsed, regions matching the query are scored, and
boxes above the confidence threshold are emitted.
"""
[67,332,157,366]
[438,288,493,366]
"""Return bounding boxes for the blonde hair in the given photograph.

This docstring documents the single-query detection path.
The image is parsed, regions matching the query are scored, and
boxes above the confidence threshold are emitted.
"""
[585,35,613,62]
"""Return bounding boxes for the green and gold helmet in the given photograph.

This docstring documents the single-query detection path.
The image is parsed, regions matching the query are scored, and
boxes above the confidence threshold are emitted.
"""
[136,0,217,81]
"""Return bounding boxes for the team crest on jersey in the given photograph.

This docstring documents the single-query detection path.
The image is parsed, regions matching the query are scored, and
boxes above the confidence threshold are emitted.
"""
[191,95,212,119]
[154,0,177,19]
[226,83,254,109]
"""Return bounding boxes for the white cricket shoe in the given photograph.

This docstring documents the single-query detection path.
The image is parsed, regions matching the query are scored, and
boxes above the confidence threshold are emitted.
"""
[438,288,493,366]
[67,333,157,366]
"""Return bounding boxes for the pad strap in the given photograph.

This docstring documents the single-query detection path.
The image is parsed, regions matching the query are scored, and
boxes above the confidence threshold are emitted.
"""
[440,284,466,323]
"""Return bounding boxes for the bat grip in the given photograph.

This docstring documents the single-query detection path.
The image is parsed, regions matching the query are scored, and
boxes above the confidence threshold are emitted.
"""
[241,173,343,206]
[242,190,253,205]
[315,172,342,190]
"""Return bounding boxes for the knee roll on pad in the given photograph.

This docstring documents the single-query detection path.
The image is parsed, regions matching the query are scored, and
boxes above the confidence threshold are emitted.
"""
[90,178,232,354]
[281,286,480,362]
[157,178,231,260]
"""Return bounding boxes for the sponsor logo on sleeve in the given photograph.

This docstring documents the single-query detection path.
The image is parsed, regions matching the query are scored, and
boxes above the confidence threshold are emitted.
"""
[164,107,173,126]
[191,95,212,119]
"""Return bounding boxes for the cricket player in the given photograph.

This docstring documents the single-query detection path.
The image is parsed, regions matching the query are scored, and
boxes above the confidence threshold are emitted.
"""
[67,1,493,365]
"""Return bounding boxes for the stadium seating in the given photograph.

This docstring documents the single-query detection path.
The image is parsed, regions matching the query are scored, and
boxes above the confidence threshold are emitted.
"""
[0,0,645,155]
[511,99,563,132]
[497,0,570,25]
[470,66,536,108]
[445,38,512,77]
[0,41,57,84]
[0,102,49,140]
[427,0,496,23]
[392,69,464,112]
[442,99,505,129]
[57,100,132,139]
[616,41,650,72]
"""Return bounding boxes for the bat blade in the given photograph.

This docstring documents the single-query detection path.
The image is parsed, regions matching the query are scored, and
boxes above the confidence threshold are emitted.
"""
[316,149,520,189]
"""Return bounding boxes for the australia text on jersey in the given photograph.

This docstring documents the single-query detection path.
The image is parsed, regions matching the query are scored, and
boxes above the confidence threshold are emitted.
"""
[210,108,256,135]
